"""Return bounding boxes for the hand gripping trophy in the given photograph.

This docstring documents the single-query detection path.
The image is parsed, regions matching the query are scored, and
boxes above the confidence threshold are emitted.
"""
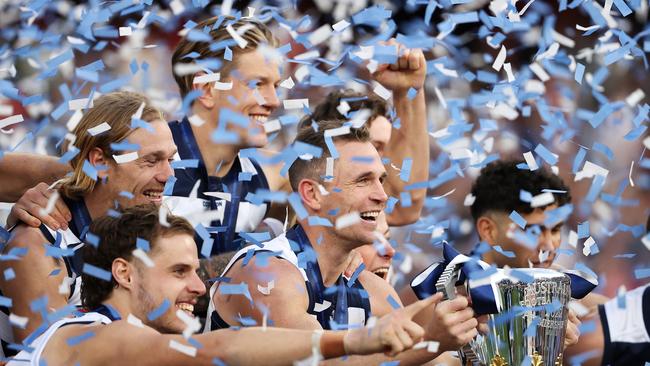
[411,244,597,366]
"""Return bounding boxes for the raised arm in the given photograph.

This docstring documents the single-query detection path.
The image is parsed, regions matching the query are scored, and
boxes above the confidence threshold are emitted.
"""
[373,42,429,226]
[0,153,69,202]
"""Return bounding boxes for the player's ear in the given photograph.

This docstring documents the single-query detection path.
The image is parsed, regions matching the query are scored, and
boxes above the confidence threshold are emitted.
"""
[476,215,499,244]
[298,179,322,211]
[194,72,216,109]
[112,258,135,290]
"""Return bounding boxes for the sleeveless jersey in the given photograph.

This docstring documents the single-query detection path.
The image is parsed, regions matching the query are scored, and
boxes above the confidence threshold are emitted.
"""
[7,310,113,366]
[204,225,371,332]
[599,284,650,365]
[0,197,89,358]
[166,117,269,256]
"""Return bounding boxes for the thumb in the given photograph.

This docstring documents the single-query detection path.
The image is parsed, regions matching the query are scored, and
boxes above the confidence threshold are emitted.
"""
[403,292,443,318]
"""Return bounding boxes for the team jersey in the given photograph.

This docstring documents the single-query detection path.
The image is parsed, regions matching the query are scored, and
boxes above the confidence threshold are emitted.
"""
[204,225,371,332]
[599,283,650,365]
[0,197,89,358]
[7,308,115,366]
[166,118,269,256]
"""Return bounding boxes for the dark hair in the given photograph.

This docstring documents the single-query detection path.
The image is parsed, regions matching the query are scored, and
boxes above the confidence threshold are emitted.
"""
[171,15,279,99]
[81,204,194,310]
[298,89,389,130]
[470,160,572,221]
[288,120,371,192]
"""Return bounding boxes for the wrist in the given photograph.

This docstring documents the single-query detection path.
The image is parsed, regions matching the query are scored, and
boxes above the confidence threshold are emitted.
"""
[321,332,347,359]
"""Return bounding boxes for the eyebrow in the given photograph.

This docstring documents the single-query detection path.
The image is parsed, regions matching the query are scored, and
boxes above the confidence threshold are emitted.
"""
[140,149,178,160]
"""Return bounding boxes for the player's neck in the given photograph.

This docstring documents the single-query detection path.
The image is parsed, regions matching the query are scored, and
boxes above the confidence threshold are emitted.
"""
[189,118,239,178]
[304,226,355,287]
[84,192,113,221]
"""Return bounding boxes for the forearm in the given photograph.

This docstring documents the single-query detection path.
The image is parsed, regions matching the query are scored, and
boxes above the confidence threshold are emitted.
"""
[385,89,428,225]
[0,153,69,202]
[322,347,440,366]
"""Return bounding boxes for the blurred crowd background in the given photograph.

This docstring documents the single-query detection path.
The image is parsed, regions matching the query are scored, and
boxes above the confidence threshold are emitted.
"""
[0,0,648,298]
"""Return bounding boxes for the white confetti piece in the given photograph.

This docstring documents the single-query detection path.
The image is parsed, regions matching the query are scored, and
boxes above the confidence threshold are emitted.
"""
[353,45,374,60]
[169,339,197,357]
[9,313,28,329]
[414,341,440,353]
[325,157,334,182]
[279,77,295,89]
[0,114,23,130]
[127,314,144,328]
[535,42,559,61]
[492,45,506,71]
[294,50,320,61]
[503,62,515,82]
[132,102,145,120]
[582,236,596,256]
[529,62,550,82]
[433,188,456,199]
[317,184,330,195]
[373,83,391,100]
[294,65,310,82]
[530,192,555,208]
[87,122,111,136]
[324,126,350,137]
[169,0,185,14]
[332,19,351,32]
[252,89,266,105]
[0,104,13,116]
[193,73,220,84]
[263,119,281,133]
[68,98,93,111]
[188,114,205,127]
[575,161,609,181]
[132,249,154,268]
[644,136,650,150]
[39,190,60,217]
[642,233,650,251]
[173,63,204,76]
[113,151,139,164]
[213,81,233,90]
[119,26,132,36]
[552,29,575,48]
[337,101,350,116]
[335,212,361,230]
[176,309,201,339]
[433,86,447,109]
[283,98,309,110]
[568,300,590,317]
[257,280,274,295]
[568,230,578,248]
[226,24,248,48]
[625,88,645,106]
[432,63,458,77]
[308,24,332,46]
[348,109,371,128]
[66,109,83,131]
[523,151,538,170]
[463,193,476,206]
[203,191,231,201]
[628,160,635,187]
[313,300,331,313]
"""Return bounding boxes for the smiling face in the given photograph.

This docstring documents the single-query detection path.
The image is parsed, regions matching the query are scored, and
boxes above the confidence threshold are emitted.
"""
[210,49,281,148]
[319,140,388,246]
[357,212,394,281]
[133,232,205,334]
[481,205,563,268]
[101,120,177,208]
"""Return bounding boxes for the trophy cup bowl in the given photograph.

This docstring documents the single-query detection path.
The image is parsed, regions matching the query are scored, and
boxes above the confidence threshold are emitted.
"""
[460,268,571,366]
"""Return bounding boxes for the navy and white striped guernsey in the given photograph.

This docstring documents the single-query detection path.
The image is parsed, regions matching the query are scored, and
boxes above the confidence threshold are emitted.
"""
[204,225,371,332]
[7,305,119,366]
[599,283,650,365]
[166,117,270,256]
[0,197,89,358]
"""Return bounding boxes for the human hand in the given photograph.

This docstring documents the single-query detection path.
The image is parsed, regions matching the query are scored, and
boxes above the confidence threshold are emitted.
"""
[372,39,427,93]
[6,182,70,230]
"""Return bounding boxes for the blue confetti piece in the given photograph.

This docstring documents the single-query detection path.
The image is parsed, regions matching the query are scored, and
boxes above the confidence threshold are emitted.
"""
[66,330,95,346]
[110,141,140,151]
[85,232,100,248]
[524,317,540,336]
[613,0,633,16]
[386,295,401,310]
[0,296,12,308]
[479,119,497,131]
[520,190,533,202]
[577,221,590,239]
[200,238,214,259]
[579,320,597,334]
[49,268,61,276]
[162,175,177,196]
[511,269,535,283]
[288,193,308,220]
[4,268,15,281]
[635,268,650,279]
[238,172,252,181]
[572,147,587,173]
[534,144,558,165]
[219,283,252,302]
[509,210,527,229]
[400,191,412,208]
[137,238,150,252]
[82,160,98,181]
[585,174,605,203]
[493,246,516,258]
[574,63,585,84]
[147,299,171,321]
[45,245,74,258]
[624,124,648,141]
[324,136,339,159]
[406,87,418,100]
[82,263,112,281]
[450,11,479,24]
[170,159,199,169]
[307,216,333,227]
[131,118,153,132]
[589,103,614,128]
[399,158,412,182]
[592,142,613,161]
[99,75,132,93]
[347,263,365,287]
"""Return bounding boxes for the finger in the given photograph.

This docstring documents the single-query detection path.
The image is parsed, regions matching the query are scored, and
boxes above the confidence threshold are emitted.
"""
[403,320,425,341]
[408,50,421,70]
[452,307,476,323]
[456,317,479,334]
[394,326,415,351]
[13,208,42,227]
[445,295,470,312]
[47,206,68,231]
[403,292,443,318]
[399,49,410,70]
[383,328,403,357]
[54,197,72,222]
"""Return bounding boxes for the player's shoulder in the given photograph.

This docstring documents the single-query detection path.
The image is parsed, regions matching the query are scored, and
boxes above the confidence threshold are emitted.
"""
[5,223,48,250]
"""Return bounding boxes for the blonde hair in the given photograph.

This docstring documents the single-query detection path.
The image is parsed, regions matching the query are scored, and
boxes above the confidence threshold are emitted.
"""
[59,91,164,199]
[171,15,279,99]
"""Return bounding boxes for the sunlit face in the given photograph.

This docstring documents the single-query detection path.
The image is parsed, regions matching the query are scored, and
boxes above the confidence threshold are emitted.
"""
[485,205,563,268]
[211,49,281,148]
[320,140,388,246]
[368,116,392,157]
[358,212,394,281]
[103,120,177,208]
[133,233,205,334]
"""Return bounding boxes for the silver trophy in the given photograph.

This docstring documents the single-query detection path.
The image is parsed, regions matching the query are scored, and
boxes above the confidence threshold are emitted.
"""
[437,266,571,366]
